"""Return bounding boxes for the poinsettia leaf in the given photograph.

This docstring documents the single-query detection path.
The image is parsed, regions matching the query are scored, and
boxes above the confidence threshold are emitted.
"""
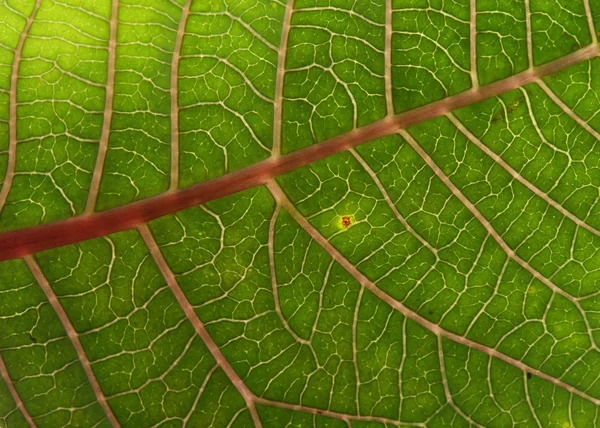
[0,0,599,427]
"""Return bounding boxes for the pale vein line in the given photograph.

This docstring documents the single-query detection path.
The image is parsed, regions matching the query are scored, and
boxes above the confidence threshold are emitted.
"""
[23,255,119,427]
[137,224,263,428]
[524,0,533,68]
[169,0,191,191]
[141,207,422,427]
[226,408,246,428]
[268,206,309,345]
[222,11,278,52]
[385,0,394,115]
[272,0,294,157]
[105,332,196,400]
[0,0,42,214]
[378,0,439,257]
[447,112,600,238]
[584,0,598,44]
[85,0,118,213]
[0,353,35,427]
[350,149,439,257]
[397,316,407,421]
[352,286,364,412]
[400,129,600,353]
[470,0,479,88]
[265,180,600,407]
[437,336,483,427]
[254,397,407,426]
[180,54,273,103]
[523,372,543,428]
[182,364,218,424]
[537,79,600,143]
[295,7,384,28]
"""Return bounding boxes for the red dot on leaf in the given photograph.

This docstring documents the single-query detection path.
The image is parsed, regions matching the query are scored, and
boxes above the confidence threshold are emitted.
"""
[341,216,352,228]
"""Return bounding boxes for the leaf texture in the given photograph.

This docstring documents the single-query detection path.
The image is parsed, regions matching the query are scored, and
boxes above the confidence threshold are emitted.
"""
[1,0,600,427]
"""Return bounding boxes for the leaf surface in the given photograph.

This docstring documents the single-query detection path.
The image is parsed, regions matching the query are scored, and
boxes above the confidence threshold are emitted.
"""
[1,0,600,427]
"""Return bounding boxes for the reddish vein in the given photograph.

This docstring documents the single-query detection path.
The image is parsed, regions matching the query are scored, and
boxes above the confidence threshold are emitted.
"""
[385,0,394,116]
[584,0,598,44]
[0,353,35,427]
[268,206,310,345]
[470,0,478,89]
[448,111,600,238]
[85,0,119,213]
[400,129,600,352]
[254,397,406,426]
[137,224,263,427]
[140,223,429,426]
[169,0,192,191]
[437,336,482,427]
[272,0,295,157]
[23,255,120,427]
[265,180,600,407]
[0,0,42,213]
[0,44,597,262]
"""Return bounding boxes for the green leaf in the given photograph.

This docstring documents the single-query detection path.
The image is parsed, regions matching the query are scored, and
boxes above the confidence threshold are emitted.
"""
[0,0,600,427]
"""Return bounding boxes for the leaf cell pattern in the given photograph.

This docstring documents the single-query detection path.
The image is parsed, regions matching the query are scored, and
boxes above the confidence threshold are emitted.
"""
[1,0,600,427]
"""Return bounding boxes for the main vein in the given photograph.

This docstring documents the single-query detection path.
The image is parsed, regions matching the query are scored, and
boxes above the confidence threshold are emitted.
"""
[0,44,597,261]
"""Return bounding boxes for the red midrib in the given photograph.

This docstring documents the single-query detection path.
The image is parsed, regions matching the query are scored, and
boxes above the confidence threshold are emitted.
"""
[0,44,596,261]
